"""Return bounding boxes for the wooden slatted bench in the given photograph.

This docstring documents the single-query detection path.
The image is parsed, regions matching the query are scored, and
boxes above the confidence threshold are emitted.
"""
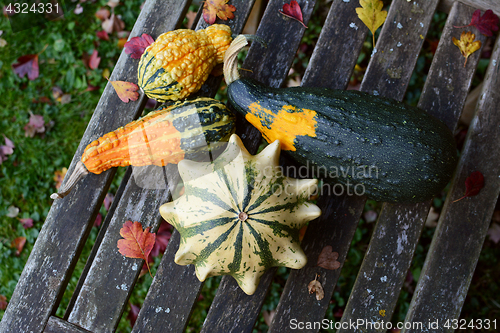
[1,0,499,332]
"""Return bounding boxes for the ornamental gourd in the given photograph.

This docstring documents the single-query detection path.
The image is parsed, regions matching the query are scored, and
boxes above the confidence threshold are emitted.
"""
[159,134,321,295]
[138,24,232,101]
[51,98,235,199]
[223,35,458,203]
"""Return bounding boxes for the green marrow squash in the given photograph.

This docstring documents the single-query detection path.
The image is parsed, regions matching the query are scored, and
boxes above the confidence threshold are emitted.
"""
[223,35,457,203]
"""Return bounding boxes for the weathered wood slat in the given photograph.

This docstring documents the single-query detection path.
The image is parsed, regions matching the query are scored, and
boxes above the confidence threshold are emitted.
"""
[63,167,133,319]
[361,0,440,101]
[403,28,500,333]
[128,2,258,332]
[267,1,370,331]
[129,231,202,333]
[66,167,175,332]
[339,3,487,330]
[199,0,318,331]
[438,0,500,16]
[0,1,189,332]
[44,316,92,333]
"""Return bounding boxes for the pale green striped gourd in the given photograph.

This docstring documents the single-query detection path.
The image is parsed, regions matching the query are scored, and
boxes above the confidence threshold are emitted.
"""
[159,134,321,295]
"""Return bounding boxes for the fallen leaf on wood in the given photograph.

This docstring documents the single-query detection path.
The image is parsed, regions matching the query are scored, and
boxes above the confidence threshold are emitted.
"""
[117,221,156,277]
[317,245,341,270]
[279,0,308,28]
[24,112,45,137]
[454,9,499,37]
[203,0,236,25]
[19,218,33,229]
[107,78,139,103]
[11,236,26,256]
[487,223,500,244]
[356,0,387,47]
[124,33,154,59]
[12,54,39,80]
[308,274,324,300]
[452,31,482,67]
[453,170,484,202]
[0,295,7,310]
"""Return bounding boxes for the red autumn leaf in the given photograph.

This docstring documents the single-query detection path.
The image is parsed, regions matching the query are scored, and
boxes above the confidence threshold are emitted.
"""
[203,0,236,25]
[19,218,34,229]
[12,54,39,80]
[117,221,156,277]
[317,245,341,270]
[11,236,26,256]
[89,50,101,70]
[24,112,45,137]
[453,171,485,202]
[96,30,109,41]
[124,33,154,59]
[454,9,499,37]
[280,0,308,28]
[0,295,7,310]
[127,302,140,327]
[86,84,100,92]
[107,78,139,103]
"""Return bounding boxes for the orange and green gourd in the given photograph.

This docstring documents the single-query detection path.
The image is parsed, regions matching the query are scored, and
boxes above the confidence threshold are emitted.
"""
[138,24,232,102]
[51,98,235,199]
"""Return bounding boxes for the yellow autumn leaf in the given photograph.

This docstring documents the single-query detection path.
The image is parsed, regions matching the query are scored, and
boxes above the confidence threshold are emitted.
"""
[356,0,387,47]
[452,31,482,67]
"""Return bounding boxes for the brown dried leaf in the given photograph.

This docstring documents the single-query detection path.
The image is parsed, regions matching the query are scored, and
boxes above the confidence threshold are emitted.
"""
[308,275,324,300]
[317,245,341,270]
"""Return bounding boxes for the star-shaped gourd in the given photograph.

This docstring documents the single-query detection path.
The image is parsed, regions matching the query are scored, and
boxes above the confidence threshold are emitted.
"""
[160,134,321,295]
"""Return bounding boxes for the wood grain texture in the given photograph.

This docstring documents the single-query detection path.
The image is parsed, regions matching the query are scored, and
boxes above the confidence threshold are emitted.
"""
[361,0,440,101]
[66,167,175,332]
[438,0,500,16]
[44,316,92,333]
[0,2,189,333]
[404,24,500,333]
[267,1,370,331]
[199,1,318,332]
[420,2,487,132]
[130,231,203,333]
[339,3,487,330]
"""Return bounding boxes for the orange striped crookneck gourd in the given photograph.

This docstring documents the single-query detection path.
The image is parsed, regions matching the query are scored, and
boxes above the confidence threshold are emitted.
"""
[138,24,232,102]
[51,98,235,199]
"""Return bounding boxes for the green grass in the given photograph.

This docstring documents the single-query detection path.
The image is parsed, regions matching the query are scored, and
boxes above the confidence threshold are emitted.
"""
[1,1,499,332]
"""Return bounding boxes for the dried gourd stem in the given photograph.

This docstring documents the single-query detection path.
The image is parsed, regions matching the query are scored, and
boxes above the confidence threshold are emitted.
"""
[223,34,267,86]
[50,161,89,199]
